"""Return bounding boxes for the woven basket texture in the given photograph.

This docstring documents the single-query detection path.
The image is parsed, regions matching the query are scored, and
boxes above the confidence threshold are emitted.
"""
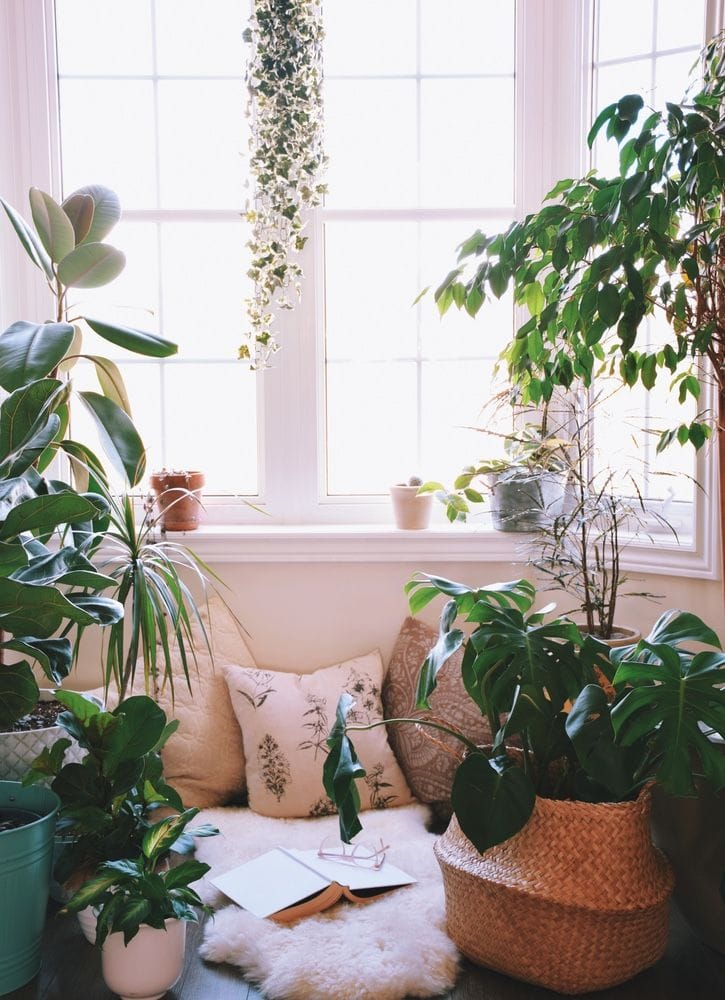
[435,793,675,994]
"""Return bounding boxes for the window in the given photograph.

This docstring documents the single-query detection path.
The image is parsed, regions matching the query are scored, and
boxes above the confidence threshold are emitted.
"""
[590,0,712,546]
[0,0,717,573]
[54,0,258,496]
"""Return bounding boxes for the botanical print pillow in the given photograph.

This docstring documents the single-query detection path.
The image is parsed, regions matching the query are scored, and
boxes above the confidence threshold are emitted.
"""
[223,651,414,819]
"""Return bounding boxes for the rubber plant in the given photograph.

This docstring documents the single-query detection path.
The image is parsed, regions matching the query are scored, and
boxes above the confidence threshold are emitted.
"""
[324,575,725,854]
[0,183,177,487]
[241,0,327,368]
[0,375,123,729]
[430,33,725,574]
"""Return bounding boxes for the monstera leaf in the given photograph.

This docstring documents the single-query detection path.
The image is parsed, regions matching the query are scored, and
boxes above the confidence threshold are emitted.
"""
[322,693,365,842]
[451,750,536,853]
[612,643,725,794]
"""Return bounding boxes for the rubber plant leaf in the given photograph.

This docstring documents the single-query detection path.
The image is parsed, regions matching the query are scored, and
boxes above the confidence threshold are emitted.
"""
[0,322,75,391]
[78,391,146,486]
[57,242,126,288]
[324,692,365,843]
[85,318,178,359]
[29,187,76,263]
[61,192,94,244]
[63,184,121,245]
[451,750,536,853]
[0,196,54,280]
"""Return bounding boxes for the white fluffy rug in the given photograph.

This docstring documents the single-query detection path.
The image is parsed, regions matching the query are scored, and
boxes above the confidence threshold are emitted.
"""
[194,803,459,1000]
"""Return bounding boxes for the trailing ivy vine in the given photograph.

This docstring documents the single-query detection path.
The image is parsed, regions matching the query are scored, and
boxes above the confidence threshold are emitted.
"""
[241,0,328,369]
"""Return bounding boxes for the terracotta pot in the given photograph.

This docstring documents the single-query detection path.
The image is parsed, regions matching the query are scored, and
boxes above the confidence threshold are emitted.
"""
[435,793,673,994]
[150,470,204,532]
[390,485,433,530]
[101,918,186,1000]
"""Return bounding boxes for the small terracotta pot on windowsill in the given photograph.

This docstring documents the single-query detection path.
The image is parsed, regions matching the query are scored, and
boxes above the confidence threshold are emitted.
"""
[150,470,205,532]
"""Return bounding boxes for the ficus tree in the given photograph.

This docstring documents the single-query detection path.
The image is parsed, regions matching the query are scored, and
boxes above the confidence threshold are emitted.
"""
[432,33,725,574]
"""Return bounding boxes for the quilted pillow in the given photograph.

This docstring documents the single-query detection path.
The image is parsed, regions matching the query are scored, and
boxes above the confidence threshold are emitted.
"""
[87,594,255,809]
[224,651,414,818]
[382,616,492,805]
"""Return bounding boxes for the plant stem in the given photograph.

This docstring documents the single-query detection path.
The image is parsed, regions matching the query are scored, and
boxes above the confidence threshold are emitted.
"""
[345,717,481,756]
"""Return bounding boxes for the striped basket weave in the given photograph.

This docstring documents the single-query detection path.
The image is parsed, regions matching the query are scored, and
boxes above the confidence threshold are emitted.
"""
[434,791,674,994]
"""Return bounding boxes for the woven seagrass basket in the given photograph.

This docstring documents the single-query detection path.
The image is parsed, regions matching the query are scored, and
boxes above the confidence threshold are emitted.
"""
[434,791,674,994]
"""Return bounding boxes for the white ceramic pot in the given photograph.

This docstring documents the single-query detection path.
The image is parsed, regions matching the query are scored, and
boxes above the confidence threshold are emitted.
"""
[390,484,433,530]
[0,690,85,781]
[101,918,187,1000]
[77,905,97,943]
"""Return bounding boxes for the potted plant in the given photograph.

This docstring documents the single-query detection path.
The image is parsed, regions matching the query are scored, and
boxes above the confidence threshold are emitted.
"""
[0,781,60,994]
[62,808,212,1000]
[429,33,725,573]
[390,476,434,530]
[150,469,205,532]
[24,690,216,898]
[324,574,725,992]
[428,400,569,531]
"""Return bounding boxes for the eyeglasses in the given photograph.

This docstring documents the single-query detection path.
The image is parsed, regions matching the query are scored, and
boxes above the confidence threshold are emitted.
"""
[317,835,389,870]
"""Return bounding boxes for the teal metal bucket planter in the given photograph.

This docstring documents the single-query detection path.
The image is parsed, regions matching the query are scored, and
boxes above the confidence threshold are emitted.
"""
[0,781,60,995]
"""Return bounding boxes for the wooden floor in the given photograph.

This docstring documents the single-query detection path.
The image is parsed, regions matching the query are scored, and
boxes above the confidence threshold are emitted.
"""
[8,901,725,1000]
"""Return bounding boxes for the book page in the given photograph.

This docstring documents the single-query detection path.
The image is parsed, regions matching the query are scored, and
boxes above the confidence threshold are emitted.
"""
[211,848,330,919]
[284,848,416,892]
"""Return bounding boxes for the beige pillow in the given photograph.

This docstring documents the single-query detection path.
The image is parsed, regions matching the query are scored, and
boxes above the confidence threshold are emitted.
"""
[86,595,255,809]
[224,651,414,818]
[382,617,492,805]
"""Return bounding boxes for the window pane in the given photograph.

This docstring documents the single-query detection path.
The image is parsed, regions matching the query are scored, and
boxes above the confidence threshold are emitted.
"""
[326,362,418,494]
[325,80,418,209]
[596,0,654,62]
[159,221,250,359]
[655,0,706,52]
[157,81,246,208]
[420,79,515,207]
[55,0,153,76]
[58,79,157,208]
[323,0,417,76]
[154,0,246,76]
[420,0,515,76]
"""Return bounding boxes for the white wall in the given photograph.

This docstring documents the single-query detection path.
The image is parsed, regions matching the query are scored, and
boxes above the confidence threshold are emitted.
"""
[70,558,725,689]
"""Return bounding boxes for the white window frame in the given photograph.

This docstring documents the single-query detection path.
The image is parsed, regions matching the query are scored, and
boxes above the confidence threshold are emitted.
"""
[0,0,718,575]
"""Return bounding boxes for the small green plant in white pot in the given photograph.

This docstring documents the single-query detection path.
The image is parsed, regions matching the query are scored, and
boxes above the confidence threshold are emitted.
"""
[390,476,434,530]
[63,809,213,1000]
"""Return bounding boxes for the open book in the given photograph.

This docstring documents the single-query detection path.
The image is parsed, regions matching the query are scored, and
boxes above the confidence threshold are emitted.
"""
[211,847,416,923]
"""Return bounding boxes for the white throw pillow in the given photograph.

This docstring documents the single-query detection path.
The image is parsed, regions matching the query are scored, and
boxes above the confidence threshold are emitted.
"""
[224,651,414,818]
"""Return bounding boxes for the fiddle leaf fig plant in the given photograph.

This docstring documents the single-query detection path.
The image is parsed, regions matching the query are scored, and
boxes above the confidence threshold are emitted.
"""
[1,184,177,486]
[324,575,725,854]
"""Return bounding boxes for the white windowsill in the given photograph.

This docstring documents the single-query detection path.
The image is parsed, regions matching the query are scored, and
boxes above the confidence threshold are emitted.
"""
[155,522,717,578]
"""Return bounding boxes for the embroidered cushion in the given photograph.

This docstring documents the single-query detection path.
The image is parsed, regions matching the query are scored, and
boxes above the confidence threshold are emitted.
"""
[382,616,492,804]
[224,650,414,818]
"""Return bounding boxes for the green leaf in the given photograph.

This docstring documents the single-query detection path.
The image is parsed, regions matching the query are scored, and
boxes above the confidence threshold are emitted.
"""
[0,322,74,391]
[0,491,105,540]
[78,391,146,486]
[55,688,102,723]
[525,281,545,317]
[587,102,617,148]
[0,577,98,637]
[64,185,121,244]
[617,94,644,124]
[597,285,621,326]
[85,355,132,415]
[63,870,122,914]
[566,685,635,799]
[451,752,536,853]
[415,601,465,709]
[141,808,200,865]
[163,859,210,890]
[0,196,54,280]
[323,693,365,842]
[60,193,94,245]
[28,188,75,263]
[0,660,38,728]
[57,243,125,289]
[107,696,168,768]
[1,637,72,684]
[85,318,177,359]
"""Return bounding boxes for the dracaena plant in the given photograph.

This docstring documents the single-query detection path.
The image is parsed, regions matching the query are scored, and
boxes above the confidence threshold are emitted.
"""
[62,808,214,947]
[0,184,177,487]
[324,575,725,854]
[25,691,217,887]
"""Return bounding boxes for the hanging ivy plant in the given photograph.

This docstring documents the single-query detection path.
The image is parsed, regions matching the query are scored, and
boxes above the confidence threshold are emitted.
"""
[241,0,328,369]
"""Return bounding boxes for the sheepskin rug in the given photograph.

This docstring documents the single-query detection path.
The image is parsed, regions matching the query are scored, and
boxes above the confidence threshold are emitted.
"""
[194,802,460,1000]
